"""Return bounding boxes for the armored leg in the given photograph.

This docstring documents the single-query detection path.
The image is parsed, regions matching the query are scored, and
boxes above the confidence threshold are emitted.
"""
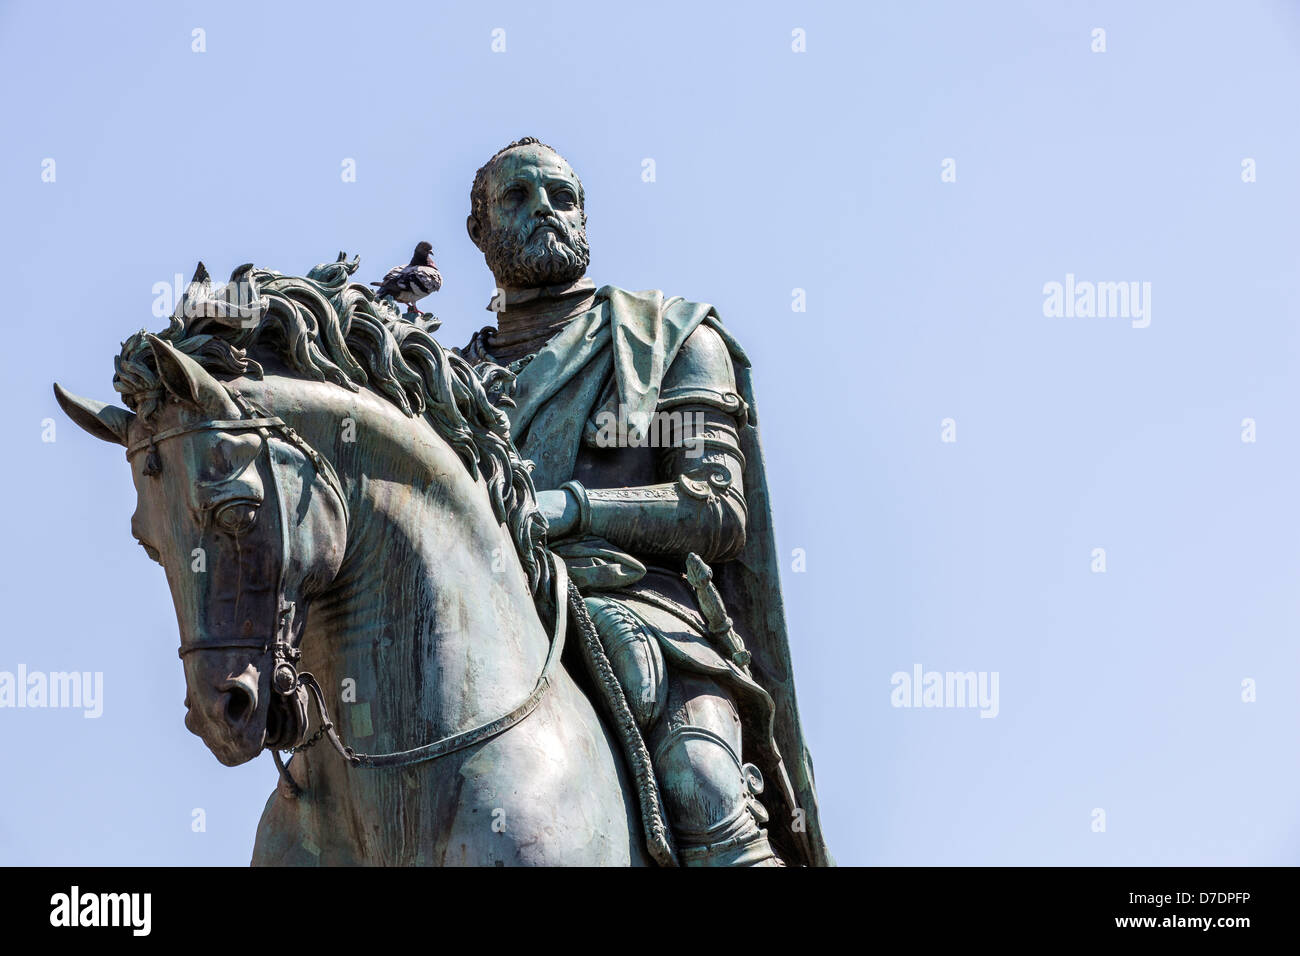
[584,596,668,730]
[584,595,780,867]
[648,673,780,866]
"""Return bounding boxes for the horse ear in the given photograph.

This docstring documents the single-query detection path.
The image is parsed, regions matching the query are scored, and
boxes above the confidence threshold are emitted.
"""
[146,333,239,418]
[172,261,211,322]
[53,383,135,446]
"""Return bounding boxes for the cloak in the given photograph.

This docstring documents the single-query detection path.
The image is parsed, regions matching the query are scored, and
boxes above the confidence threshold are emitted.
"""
[502,286,832,867]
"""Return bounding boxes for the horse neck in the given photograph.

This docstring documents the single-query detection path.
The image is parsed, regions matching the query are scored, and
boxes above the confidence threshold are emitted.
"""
[237,373,552,753]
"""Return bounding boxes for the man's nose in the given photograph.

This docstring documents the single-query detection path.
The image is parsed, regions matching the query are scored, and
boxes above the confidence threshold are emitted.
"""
[531,189,556,217]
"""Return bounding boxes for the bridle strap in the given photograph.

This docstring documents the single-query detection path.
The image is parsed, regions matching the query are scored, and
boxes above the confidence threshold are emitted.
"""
[147,391,326,749]
[179,640,270,658]
[126,417,284,459]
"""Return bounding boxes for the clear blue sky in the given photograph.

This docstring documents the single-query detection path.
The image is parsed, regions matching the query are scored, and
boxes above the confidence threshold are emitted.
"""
[2,0,1297,865]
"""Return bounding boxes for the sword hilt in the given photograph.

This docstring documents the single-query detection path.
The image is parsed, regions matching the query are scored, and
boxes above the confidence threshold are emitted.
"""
[685,553,751,670]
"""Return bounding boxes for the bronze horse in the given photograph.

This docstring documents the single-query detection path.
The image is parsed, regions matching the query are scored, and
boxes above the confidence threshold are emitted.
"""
[55,257,652,865]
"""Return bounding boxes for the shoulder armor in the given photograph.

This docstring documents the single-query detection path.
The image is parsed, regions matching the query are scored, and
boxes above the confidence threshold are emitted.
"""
[659,324,747,423]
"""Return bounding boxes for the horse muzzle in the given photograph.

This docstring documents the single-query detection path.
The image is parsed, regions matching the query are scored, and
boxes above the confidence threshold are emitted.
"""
[183,658,273,766]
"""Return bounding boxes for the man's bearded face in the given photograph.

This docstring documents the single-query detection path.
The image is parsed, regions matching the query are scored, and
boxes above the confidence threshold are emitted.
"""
[477,145,590,289]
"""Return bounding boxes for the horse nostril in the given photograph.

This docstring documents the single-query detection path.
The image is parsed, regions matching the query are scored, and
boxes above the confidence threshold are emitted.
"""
[225,685,255,725]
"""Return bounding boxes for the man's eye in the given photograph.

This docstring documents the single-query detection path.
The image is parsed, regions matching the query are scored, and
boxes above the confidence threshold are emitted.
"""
[214,501,259,536]
[553,190,576,206]
[502,187,525,202]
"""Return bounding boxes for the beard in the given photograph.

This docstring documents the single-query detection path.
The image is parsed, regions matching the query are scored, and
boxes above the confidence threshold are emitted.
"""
[482,215,590,289]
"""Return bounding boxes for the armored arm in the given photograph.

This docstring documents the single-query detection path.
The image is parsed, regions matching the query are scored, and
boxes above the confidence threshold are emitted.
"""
[564,323,750,564]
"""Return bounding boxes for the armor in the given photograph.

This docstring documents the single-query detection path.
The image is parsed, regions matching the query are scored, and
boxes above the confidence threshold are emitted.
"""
[460,137,829,866]
[571,326,781,863]
[470,310,786,865]
[584,592,778,865]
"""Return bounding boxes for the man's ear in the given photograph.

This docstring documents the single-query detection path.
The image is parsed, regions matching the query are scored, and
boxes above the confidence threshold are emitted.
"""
[466,214,483,249]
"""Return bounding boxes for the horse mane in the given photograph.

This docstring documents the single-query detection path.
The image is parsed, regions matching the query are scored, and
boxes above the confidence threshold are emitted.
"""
[111,254,550,596]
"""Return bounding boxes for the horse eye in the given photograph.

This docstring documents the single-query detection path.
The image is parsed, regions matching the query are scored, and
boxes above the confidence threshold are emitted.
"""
[214,501,259,536]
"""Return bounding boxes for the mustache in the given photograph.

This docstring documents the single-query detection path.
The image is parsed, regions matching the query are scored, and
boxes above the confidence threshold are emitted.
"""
[521,215,569,243]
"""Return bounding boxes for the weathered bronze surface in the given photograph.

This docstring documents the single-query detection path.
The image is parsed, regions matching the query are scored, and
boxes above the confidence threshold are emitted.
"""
[51,140,829,866]
[462,138,829,866]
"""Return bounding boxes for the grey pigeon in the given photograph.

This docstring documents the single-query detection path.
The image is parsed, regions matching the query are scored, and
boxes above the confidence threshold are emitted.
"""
[371,241,442,315]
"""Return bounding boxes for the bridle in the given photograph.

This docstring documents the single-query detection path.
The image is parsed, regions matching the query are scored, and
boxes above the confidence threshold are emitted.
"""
[126,384,568,797]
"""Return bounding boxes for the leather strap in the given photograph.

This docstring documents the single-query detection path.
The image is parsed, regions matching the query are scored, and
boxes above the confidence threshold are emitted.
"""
[303,552,570,770]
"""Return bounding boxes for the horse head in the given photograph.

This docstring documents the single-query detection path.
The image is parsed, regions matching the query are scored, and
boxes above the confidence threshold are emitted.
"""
[54,334,348,766]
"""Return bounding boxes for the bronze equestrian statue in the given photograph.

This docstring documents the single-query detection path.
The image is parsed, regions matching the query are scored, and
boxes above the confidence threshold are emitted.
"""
[50,142,829,866]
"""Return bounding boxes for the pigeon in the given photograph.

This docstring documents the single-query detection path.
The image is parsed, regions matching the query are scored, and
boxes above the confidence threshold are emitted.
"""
[370,241,442,315]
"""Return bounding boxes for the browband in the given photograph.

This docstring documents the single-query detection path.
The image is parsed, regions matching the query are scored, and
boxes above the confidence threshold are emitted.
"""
[126,417,285,459]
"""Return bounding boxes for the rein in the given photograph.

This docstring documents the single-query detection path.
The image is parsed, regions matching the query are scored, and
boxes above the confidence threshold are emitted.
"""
[134,385,569,796]
[292,552,568,772]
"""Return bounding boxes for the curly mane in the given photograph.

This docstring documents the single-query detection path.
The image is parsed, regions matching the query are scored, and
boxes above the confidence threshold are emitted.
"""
[112,254,549,595]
